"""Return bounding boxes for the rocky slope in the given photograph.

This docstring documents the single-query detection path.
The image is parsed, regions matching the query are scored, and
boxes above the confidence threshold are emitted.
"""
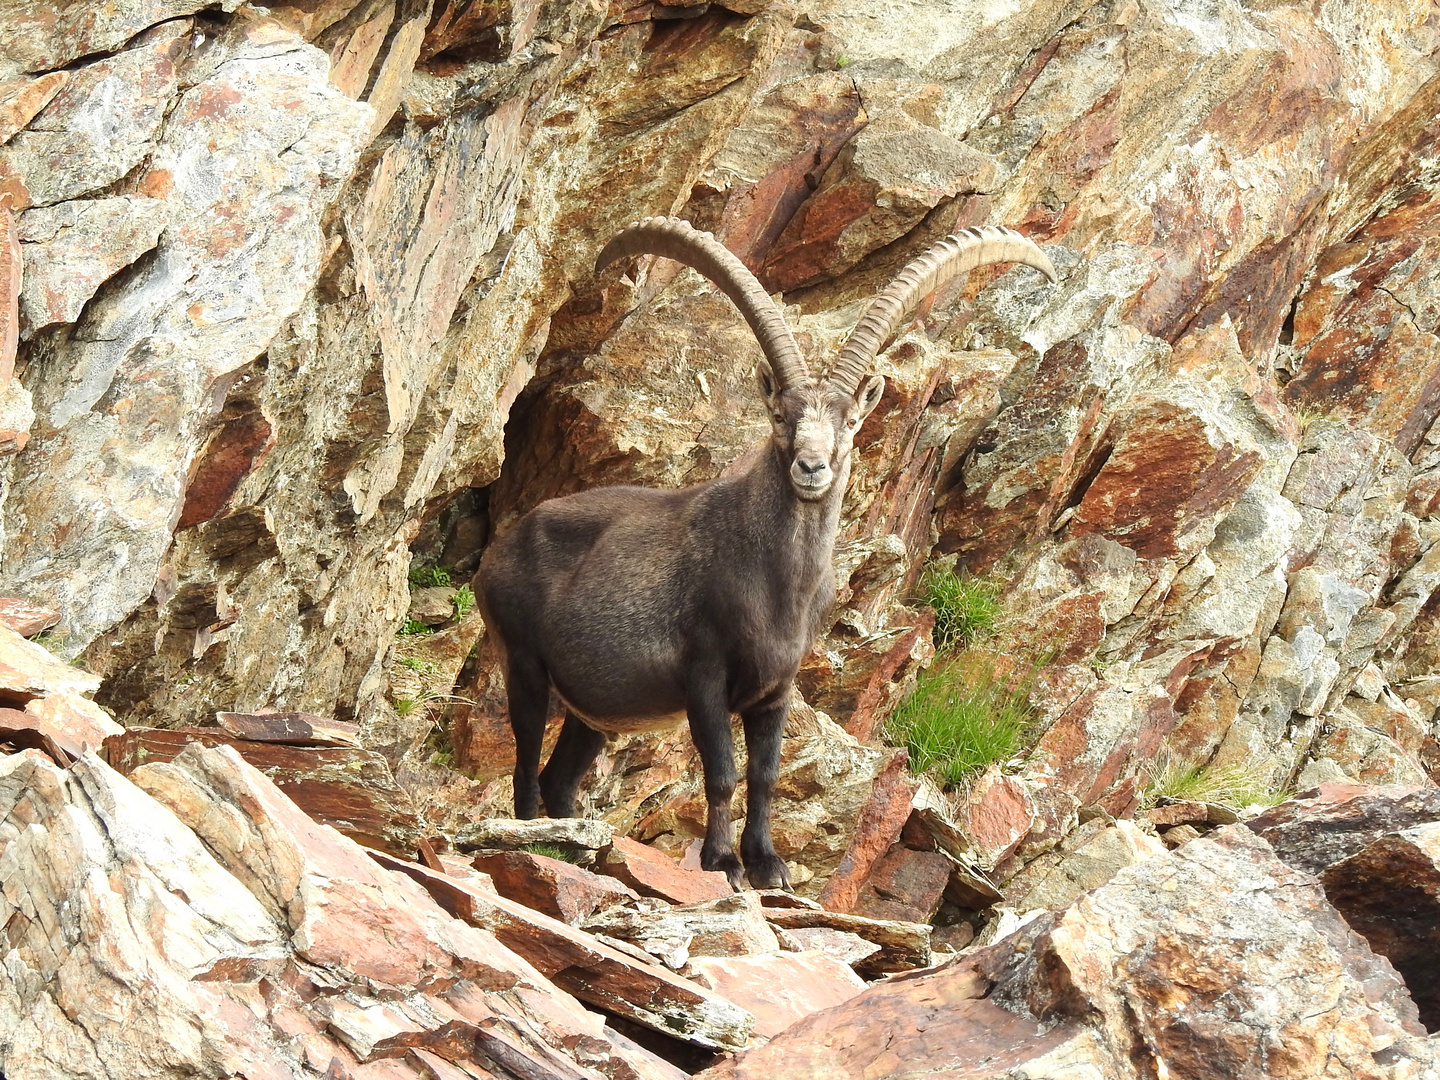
[4,0,1440,1075]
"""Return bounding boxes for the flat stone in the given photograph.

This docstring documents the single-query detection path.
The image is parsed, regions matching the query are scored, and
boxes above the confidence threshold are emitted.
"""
[472,850,641,925]
[456,816,616,853]
[776,926,881,969]
[372,850,756,1051]
[214,711,363,748]
[760,909,930,977]
[814,749,913,913]
[407,586,458,626]
[686,951,867,1040]
[596,836,733,905]
[585,891,780,966]
[107,727,421,856]
[15,195,169,337]
[850,845,953,924]
[0,621,101,699]
[0,597,59,636]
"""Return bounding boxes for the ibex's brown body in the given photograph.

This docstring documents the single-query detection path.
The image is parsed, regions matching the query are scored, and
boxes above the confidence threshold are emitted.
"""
[479,217,1056,889]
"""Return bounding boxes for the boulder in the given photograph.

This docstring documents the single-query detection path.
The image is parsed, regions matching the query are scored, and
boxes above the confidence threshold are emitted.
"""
[472,849,641,925]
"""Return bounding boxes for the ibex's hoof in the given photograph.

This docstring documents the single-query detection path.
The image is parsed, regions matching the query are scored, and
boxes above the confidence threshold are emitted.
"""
[744,854,792,892]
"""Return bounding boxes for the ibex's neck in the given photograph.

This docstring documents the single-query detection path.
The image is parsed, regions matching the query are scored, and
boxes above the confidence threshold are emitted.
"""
[738,441,846,586]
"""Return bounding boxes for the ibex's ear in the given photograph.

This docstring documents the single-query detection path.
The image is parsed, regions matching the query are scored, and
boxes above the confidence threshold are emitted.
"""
[755,360,783,411]
[854,374,885,422]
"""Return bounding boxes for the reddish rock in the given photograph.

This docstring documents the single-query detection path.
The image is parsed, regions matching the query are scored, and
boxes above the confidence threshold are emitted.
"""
[597,836,733,905]
[760,908,930,977]
[587,891,780,964]
[850,845,952,925]
[959,767,1034,870]
[373,851,755,1051]
[776,926,880,969]
[106,727,421,856]
[686,952,867,1040]
[176,404,275,529]
[0,596,59,637]
[473,850,641,925]
[0,72,69,144]
[815,749,913,913]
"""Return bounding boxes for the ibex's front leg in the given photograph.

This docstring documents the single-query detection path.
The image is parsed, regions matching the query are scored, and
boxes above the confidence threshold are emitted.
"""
[740,693,791,890]
[687,677,743,890]
[506,654,550,819]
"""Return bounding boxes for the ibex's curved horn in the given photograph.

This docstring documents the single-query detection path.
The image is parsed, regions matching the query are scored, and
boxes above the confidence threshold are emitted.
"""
[828,226,1057,393]
[596,217,811,390]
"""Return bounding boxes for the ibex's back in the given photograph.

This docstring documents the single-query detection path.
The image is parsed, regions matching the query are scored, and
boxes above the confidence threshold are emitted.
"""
[477,217,1057,889]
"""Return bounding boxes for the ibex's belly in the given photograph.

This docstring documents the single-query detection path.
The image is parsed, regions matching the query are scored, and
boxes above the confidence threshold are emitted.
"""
[561,699,688,735]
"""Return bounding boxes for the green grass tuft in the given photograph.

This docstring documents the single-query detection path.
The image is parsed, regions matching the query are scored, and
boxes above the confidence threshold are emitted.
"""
[452,584,475,620]
[1142,756,1288,811]
[398,656,438,674]
[524,842,580,863]
[409,564,453,589]
[885,654,1037,788]
[399,619,433,637]
[919,564,1001,653]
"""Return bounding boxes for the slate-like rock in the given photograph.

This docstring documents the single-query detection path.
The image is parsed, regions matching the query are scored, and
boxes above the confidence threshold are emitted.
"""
[473,849,641,925]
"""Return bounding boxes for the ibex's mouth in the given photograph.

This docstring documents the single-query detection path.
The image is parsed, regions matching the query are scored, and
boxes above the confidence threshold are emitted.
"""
[792,477,833,500]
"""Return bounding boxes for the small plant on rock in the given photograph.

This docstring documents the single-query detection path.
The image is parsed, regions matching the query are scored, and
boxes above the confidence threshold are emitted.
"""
[399,619,433,637]
[452,584,475,620]
[918,563,1002,652]
[524,842,580,864]
[885,654,1039,788]
[1141,755,1287,811]
[408,564,453,589]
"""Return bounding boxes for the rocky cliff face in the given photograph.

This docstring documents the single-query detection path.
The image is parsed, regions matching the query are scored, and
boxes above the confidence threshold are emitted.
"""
[3,0,1440,1074]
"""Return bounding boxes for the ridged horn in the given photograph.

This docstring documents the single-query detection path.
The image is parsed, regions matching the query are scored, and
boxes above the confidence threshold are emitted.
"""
[828,226,1057,393]
[596,217,811,390]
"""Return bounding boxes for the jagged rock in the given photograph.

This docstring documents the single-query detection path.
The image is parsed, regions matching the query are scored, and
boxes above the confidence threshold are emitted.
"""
[374,851,756,1051]
[407,586,458,626]
[457,816,616,855]
[0,71,69,144]
[1249,782,1440,1027]
[14,196,169,338]
[686,951,867,1040]
[700,827,1433,1080]
[596,836,734,905]
[774,926,881,969]
[759,908,930,977]
[585,892,781,966]
[107,727,421,855]
[849,845,953,924]
[0,596,58,636]
[473,850,641,925]
[814,748,913,912]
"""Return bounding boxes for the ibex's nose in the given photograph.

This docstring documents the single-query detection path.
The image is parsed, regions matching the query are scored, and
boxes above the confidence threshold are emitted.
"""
[795,456,828,478]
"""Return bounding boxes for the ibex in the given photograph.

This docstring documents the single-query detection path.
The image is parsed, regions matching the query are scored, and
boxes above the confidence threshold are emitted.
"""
[478,218,1055,889]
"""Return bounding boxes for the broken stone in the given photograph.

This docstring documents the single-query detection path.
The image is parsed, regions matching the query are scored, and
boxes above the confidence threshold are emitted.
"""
[596,836,733,905]
[759,908,930,977]
[456,816,616,854]
[407,586,459,626]
[1010,820,1168,911]
[585,892,780,964]
[699,827,1431,1080]
[1158,823,1203,848]
[813,749,913,913]
[472,849,641,925]
[850,845,952,924]
[106,727,421,856]
[774,926,881,969]
[372,851,756,1051]
[686,952,867,1040]
[0,597,59,637]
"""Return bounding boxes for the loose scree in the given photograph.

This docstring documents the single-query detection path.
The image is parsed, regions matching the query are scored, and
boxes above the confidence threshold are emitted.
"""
[478,217,1056,890]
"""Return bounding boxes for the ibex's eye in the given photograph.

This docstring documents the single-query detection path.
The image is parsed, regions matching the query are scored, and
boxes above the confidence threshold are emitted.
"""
[773,413,785,424]
[847,418,858,428]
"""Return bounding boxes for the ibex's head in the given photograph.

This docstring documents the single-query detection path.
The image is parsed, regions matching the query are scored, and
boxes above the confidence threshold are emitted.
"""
[596,218,1058,502]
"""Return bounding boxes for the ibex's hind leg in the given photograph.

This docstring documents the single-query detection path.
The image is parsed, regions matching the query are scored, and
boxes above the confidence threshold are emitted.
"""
[506,654,550,819]
[687,678,743,890]
[540,711,606,818]
[740,694,792,890]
